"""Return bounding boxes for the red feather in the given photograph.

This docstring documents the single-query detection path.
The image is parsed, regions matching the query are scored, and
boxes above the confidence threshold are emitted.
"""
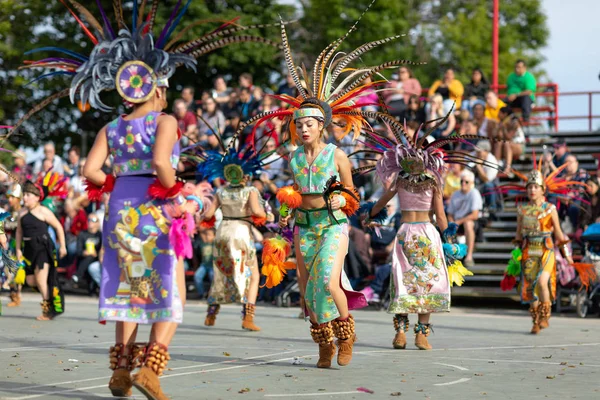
[500,273,517,291]
[148,179,184,200]
[59,0,98,45]
[200,216,216,229]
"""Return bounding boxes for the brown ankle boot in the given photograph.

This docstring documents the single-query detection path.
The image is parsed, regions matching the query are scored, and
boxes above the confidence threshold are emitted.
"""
[108,343,146,397]
[530,305,541,334]
[414,323,432,350]
[204,304,220,326]
[132,342,171,400]
[7,292,20,307]
[538,302,551,329]
[392,315,409,349]
[310,322,335,368]
[241,303,261,331]
[332,315,356,366]
[36,300,52,321]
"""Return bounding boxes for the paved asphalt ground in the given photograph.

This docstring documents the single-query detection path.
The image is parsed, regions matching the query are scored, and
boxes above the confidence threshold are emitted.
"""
[0,293,598,400]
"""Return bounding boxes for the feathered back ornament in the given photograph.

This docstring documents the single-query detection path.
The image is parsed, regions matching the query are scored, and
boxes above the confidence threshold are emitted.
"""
[235,0,422,148]
[3,0,281,143]
[352,115,500,192]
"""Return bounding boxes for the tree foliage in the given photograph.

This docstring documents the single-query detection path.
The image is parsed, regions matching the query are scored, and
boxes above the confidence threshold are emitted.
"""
[0,0,294,151]
[300,0,549,85]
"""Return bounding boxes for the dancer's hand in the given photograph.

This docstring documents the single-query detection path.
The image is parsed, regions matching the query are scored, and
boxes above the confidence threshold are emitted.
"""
[16,249,23,261]
[279,215,291,229]
[567,256,574,265]
[59,245,67,259]
[330,195,343,211]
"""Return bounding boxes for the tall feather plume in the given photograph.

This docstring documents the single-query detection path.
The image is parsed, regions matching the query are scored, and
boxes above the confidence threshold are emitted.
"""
[280,18,307,99]
[330,34,406,84]
[341,110,408,144]
[418,105,454,149]
[315,0,377,98]
[137,0,148,28]
[59,0,98,45]
[156,0,183,48]
[95,0,115,38]
[170,22,278,53]
[0,89,70,146]
[189,36,280,59]
[147,0,160,33]
[112,0,126,31]
[65,0,105,39]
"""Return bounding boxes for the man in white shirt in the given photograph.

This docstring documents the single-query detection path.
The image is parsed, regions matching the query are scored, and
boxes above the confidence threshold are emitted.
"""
[473,140,500,213]
[32,142,65,175]
[447,170,483,267]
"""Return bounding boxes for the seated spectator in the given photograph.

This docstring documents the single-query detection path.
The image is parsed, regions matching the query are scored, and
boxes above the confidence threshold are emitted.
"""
[33,142,65,175]
[63,146,81,179]
[384,66,422,117]
[579,176,600,233]
[493,114,525,175]
[61,199,88,259]
[212,76,232,105]
[427,94,456,139]
[72,214,102,292]
[181,86,198,113]
[173,98,198,144]
[560,154,589,230]
[484,90,507,122]
[236,87,259,122]
[506,59,536,122]
[472,103,495,138]
[239,72,256,92]
[447,169,483,267]
[277,73,297,97]
[193,228,215,299]
[428,67,464,110]
[472,140,500,213]
[462,68,489,114]
[197,96,226,139]
[398,95,426,126]
[543,138,570,172]
[443,163,462,202]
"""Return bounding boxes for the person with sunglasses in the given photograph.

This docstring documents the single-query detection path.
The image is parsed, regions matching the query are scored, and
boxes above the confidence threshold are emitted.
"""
[71,214,102,294]
[446,170,483,268]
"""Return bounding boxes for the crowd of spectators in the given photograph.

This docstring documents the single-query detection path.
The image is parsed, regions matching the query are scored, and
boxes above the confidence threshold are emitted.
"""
[2,59,595,306]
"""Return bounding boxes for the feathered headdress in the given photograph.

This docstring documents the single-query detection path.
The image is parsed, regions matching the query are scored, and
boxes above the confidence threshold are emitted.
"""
[353,115,499,192]
[3,0,280,142]
[235,0,421,148]
[497,152,587,202]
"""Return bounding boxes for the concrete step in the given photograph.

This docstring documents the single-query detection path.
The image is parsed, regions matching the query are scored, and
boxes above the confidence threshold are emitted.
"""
[488,221,518,229]
[451,285,519,300]
[475,242,514,251]
[473,252,511,261]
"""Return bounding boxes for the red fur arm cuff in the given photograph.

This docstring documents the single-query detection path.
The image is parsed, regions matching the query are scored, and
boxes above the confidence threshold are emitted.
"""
[200,216,216,229]
[148,179,184,200]
[84,175,116,202]
[340,187,360,216]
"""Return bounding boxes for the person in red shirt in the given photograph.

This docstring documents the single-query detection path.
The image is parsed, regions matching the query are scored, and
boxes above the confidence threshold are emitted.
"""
[173,98,198,143]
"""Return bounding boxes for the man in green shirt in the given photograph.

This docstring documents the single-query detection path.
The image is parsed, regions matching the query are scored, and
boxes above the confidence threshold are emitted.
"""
[506,59,537,121]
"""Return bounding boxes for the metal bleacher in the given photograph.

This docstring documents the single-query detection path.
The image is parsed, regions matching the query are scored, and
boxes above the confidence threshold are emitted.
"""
[454,130,600,299]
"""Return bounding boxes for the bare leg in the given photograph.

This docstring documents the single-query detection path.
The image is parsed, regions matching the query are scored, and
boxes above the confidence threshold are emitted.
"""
[246,263,260,304]
[537,271,551,303]
[504,142,513,172]
[328,234,350,320]
[152,257,186,346]
[418,313,430,324]
[294,233,317,323]
[116,323,139,345]
[35,263,50,300]
[464,220,476,262]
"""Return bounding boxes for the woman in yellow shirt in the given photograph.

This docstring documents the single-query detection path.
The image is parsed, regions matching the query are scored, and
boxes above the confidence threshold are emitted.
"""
[484,90,507,121]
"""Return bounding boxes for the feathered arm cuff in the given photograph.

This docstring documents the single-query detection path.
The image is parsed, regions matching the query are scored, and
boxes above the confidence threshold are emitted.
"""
[322,175,360,220]
[200,216,216,229]
[148,179,184,200]
[84,174,116,202]
[359,201,389,224]
[442,222,458,243]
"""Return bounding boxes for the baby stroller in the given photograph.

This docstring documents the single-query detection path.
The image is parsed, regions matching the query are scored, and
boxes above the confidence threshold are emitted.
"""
[578,223,600,318]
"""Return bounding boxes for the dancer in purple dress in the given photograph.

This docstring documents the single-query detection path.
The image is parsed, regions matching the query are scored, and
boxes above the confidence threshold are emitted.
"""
[11,2,280,398]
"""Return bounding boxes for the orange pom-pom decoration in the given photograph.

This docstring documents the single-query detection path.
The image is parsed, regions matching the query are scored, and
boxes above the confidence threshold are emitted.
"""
[340,188,360,216]
[251,216,267,227]
[200,216,216,229]
[276,186,302,209]
[261,236,296,288]
[572,263,598,291]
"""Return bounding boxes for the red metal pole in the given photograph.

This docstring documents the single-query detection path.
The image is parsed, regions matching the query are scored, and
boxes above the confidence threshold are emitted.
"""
[492,0,499,91]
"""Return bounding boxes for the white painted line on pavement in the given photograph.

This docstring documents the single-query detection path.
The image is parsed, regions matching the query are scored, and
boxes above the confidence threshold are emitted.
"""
[434,378,472,386]
[434,362,469,371]
[353,342,600,355]
[0,341,114,352]
[438,356,600,368]
[265,391,363,397]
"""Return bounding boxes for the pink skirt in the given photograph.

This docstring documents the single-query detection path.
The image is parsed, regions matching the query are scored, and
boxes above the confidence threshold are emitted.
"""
[388,222,450,314]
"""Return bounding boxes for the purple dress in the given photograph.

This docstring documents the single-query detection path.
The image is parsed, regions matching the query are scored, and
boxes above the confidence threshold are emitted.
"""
[99,111,183,324]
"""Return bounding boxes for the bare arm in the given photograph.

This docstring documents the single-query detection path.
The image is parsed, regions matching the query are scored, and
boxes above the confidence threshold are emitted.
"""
[82,126,109,185]
[336,149,354,189]
[432,188,448,232]
[370,186,396,217]
[248,189,266,218]
[15,211,23,258]
[152,115,179,189]
[42,207,67,255]
[202,194,221,220]
[455,210,479,226]
[550,207,567,243]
